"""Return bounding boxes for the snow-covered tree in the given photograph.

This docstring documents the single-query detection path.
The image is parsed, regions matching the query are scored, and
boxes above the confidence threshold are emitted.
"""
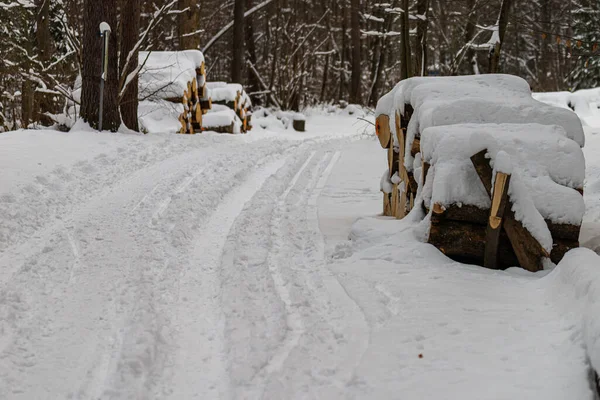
[570,1,600,90]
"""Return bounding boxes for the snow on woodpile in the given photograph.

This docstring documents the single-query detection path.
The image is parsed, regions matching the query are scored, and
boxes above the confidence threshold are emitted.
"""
[421,123,585,252]
[401,80,585,172]
[393,74,532,116]
[202,104,242,134]
[207,82,243,103]
[138,50,205,100]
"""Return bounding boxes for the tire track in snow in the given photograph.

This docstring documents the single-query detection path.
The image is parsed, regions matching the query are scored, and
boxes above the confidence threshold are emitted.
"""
[251,150,318,382]
[164,155,290,400]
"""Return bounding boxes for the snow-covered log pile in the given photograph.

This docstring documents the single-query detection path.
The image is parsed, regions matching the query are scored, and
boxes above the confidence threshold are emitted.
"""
[375,74,585,272]
[138,50,211,134]
[206,82,252,133]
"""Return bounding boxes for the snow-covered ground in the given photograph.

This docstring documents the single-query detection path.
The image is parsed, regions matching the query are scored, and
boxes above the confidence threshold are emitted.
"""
[1,109,600,399]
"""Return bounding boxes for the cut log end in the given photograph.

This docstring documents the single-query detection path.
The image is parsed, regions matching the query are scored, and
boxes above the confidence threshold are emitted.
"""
[375,114,391,148]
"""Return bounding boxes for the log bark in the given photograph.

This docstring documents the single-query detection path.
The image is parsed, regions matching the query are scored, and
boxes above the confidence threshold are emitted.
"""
[178,0,201,49]
[81,0,120,131]
[428,202,581,242]
[349,0,361,104]
[119,0,140,131]
[488,0,513,73]
[411,137,421,157]
[231,0,245,83]
[550,240,579,264]
[429,220,519,269]
[471,149,547,272]
[34,0,54,125]
[400,0,412,80]
[413,0,430,76]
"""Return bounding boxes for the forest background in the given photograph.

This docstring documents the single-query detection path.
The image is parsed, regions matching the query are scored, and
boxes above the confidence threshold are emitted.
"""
[1,0,599,131]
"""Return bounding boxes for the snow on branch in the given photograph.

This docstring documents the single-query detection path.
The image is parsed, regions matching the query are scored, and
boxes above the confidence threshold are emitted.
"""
[118,0,177,100]
[363,13,384,23]
[203,0,275,53]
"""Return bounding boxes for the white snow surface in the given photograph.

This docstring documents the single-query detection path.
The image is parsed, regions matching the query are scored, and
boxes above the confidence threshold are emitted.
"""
[202,108,242,133]
[2,108,600,399]
[209,83,244,103]
[534,88,600,128]
[421,123,585,250]
[138,50,205,100]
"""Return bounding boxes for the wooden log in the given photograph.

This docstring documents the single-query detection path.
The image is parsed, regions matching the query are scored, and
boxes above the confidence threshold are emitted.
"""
[376,114,391,148]
[428,220,519,269]
[407,171,418,194]
[401,104,413,129]
[395,112,401,141]
[546,221,581,241]
[203,122,236,134]
[470,150,493,194]
[391,184,399,217]
[191,78,198,102]
[485,172,511,269]
[383,191,393,216]
[194,103,202,126]
[178,113,186,134]
[388,144,394,176]
[429,203,490,225]
[200,97,212,113]
[411,138,420,158]
[471,149,548,272]
[397,184,407,219]
[550,239,579,264]
[198,84,207,99]
[427,203,581,241]
[422,160,430,186]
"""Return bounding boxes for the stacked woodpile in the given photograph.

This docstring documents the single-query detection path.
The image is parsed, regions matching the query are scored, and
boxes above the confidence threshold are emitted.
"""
[138,50,212,134]
[375,74,586,272]
[206,82,252,134]
[175,62,211,134]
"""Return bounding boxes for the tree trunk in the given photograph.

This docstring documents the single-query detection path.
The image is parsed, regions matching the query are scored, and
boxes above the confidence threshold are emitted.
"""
[119,0,140,131]
[231,0,245,83]
[349,0,361,104]
[81,0,120,131]
[413,0,429,76]
[400,0,412,79]
[245,0,260,103]
[178,0,201,49]
[489,0,513,74]
[21,80,34,128]
[34,0,54,126]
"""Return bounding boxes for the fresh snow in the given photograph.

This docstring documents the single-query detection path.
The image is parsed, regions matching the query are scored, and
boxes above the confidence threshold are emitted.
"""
[138,50,205,100]
[2,106,600,399]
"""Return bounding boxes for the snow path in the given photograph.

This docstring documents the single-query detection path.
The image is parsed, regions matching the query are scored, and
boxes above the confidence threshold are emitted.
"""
[0,115,599,399]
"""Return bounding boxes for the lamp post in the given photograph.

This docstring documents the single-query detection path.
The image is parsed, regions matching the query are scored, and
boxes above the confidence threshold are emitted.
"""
[99,22,111,131]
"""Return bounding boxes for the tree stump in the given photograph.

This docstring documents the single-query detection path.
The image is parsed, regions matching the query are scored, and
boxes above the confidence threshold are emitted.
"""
[293,118,306,132]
